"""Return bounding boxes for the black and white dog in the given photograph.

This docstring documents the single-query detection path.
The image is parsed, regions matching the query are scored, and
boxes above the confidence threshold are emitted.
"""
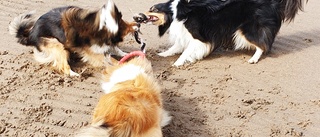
[134,0,307,66]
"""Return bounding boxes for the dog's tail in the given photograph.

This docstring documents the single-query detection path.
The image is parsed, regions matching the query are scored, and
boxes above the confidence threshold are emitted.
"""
[75,120,112,137]
[75,119,136,137]
[281,0,307,22]
[8,10,37,45]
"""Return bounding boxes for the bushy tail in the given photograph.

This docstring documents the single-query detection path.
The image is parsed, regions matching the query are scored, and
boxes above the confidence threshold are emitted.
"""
[75,120,112,137]
[281,0,307,22]
[8,10,37,45]
[75,120,133,137]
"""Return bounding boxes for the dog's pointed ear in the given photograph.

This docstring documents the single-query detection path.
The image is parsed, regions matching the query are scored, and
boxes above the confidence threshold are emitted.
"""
[99,0,119,34]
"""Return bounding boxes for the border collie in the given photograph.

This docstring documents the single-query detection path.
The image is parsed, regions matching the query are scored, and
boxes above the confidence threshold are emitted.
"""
[76,51,171,137]
[9,0,140,76]
[134,0,307,66]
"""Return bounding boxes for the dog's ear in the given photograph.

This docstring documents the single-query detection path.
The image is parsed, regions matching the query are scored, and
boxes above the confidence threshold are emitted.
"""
[99,0,119,34]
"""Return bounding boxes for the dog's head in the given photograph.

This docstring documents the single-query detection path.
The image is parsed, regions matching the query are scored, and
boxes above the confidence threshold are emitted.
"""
[99,0,140,45]
[101,52,153,94]
[134,1,174,37]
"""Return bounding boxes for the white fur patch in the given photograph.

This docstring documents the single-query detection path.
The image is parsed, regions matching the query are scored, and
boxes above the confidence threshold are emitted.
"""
[101,64,145,94]
[233,30,254,50]
[70,70,80,77]
[75,120,112,137]
[99,0,118,34]
[248,47,263,64]
[90,44,110,54]
[9,10,36,36]
[33,48,55,64]
[171,0,180,19]
[159,20,211,66]
[233,30,264,63]
[87,45,126,58]
[158,20,187,57]
[160,110,172,127]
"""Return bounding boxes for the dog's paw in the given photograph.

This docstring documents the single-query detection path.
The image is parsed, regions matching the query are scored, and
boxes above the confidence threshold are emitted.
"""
[172,60,185,67]
[248,58,259,64]
[248,47,263,64]
[158,51,174,57]
[69,70,80,77]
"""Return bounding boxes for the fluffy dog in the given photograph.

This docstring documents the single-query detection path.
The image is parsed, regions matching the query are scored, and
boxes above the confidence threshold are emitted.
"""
[134,0,307,66]
[9,0,140,76]
[76,51,171,137]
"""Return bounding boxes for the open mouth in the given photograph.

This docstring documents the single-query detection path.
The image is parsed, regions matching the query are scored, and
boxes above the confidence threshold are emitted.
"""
[133,13,159,23]
[148,15,159,22]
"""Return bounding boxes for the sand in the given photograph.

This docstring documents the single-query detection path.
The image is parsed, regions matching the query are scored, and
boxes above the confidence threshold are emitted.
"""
[0,0,319,136]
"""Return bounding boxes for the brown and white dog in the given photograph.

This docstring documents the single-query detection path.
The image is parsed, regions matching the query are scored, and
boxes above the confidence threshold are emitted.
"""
[9,0,140,76]
[76,52,171,137]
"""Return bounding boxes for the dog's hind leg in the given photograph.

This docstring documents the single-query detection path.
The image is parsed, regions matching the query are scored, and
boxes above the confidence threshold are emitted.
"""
[248,47,263,64]
[233,30,265,64]
[35,38,79,76]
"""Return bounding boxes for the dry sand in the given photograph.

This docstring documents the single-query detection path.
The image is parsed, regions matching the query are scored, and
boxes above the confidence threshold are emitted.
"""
[1,0,319,136]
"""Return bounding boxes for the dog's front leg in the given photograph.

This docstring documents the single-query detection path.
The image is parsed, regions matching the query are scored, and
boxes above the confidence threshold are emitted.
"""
[158,40,184,57]
[110,46,127,57]
[173,39,211,66]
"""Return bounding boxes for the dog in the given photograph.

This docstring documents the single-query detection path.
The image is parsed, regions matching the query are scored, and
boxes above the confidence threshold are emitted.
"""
[134,0,307,66]
[9,0,141,76]
[76,51,171,137]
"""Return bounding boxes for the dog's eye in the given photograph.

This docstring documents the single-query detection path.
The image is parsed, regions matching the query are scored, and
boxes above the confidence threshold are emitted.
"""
[149,6,158,12]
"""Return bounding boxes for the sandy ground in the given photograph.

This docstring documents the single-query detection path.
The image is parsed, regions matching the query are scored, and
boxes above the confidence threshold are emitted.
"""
[1,0,319,136]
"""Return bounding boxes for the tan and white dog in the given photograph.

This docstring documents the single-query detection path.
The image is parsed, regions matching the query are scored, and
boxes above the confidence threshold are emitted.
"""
[76,52,171,137]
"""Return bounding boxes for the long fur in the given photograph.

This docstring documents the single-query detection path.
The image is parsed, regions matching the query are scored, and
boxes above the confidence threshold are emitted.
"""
[9,0,138,76]
[76,57,171,137]
[138,0,307,66]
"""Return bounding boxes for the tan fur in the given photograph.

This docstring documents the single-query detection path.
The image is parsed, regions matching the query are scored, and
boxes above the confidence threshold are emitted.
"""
[34,38,71,75]
[9,0,139,76]
[77,57,170,137]
[59,7,138,70]
[145,12,166,26]
[61,8,104,48]
[75,47,106,67]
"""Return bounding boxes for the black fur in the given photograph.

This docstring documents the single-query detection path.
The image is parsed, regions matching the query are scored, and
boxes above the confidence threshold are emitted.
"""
[9,2,139,75]
[28,7,73,49]
[13,5,131,51]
